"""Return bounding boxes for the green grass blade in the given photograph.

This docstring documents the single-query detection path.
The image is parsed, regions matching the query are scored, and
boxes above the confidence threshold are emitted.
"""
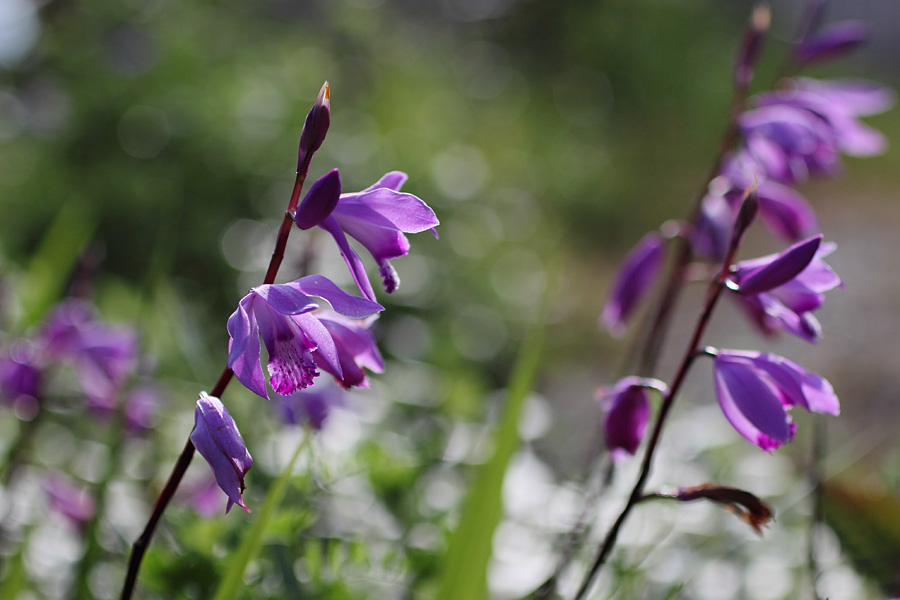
[436,323,545,600]
[212,432,310,600]
[18,203,95,327]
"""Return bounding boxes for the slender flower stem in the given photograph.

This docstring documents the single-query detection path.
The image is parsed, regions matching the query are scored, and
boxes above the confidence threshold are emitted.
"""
[573,218,749,600]
[120,146,316,600]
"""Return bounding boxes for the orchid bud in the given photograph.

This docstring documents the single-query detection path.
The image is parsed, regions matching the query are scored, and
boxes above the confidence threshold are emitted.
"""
[298,81,331,165]
[734,4,771,90]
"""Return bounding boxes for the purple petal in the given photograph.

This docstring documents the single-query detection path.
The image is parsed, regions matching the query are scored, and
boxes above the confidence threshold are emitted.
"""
[601,232,666,338]
[191,393,253,513]
[288,274,384,317]
[316,312,384,389]
[714,354,793,450]
[294,169,341,230]
[318,215,377,302]
[795,78,896,116]
[334,188,440,234]
[227,297,268,400]
[294,312,342,381]
[794,21,868,64]
[756,181,818,240]
[692,194,735,261]
[736,235,822,295]
[361,171,408,193]
[750,352,840,415]
[250,284,319,316]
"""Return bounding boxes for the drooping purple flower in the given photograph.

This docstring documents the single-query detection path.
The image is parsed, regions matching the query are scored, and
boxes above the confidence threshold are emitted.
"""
[794,21,868,64]
[190,392,253,514]
[39,300,139,412]
[729,235,842,343]
[310,172,440,300]
[43,473,96,529]
[601,232,666,338]
[597,377,666,460]
[227,275,383,399]
[713,349,839,451]
[273,380,345,431]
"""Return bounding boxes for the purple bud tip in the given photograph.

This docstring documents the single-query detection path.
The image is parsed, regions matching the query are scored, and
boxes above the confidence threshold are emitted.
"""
[298,81,331,163]
[295,169,341,230]
[734,4,771,88]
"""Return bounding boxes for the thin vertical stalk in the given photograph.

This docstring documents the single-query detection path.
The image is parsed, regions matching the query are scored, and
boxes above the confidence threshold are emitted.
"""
[120,138,317,600]
[573,194,753,600]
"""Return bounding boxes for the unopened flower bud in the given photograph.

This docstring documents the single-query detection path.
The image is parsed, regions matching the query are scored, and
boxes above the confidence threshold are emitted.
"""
[734,4,771,89]
[298,81,331,165]
[294,169,341,230]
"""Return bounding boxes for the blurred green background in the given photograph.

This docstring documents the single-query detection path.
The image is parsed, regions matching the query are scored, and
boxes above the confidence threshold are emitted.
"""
[1,0,900,598]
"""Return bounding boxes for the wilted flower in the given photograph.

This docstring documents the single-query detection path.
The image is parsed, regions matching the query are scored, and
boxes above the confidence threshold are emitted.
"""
[597,377,667,460]
[190,392,253,513]
[712,349,839,451]
[227,275,383,399]
[729,235,842,342]
[311,172,439,300]
[601,232,666,338]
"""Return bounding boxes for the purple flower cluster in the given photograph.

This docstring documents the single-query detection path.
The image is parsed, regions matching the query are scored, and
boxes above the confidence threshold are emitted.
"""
[0,299,146,423]
[193,83,439,512]
[597,9,884,454]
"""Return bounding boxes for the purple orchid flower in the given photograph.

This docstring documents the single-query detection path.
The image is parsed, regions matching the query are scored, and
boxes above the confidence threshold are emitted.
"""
[756,79,893,160]
[308,172,440,300]
[713,349,839,451]
[39,300,139,412]
[729,235,842,343]
[738,103,840,184]
[601,232,666,338]
[227,275,383,400]
[597,377,667,460]
[273,380,345,431]
[190,392,253,513]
